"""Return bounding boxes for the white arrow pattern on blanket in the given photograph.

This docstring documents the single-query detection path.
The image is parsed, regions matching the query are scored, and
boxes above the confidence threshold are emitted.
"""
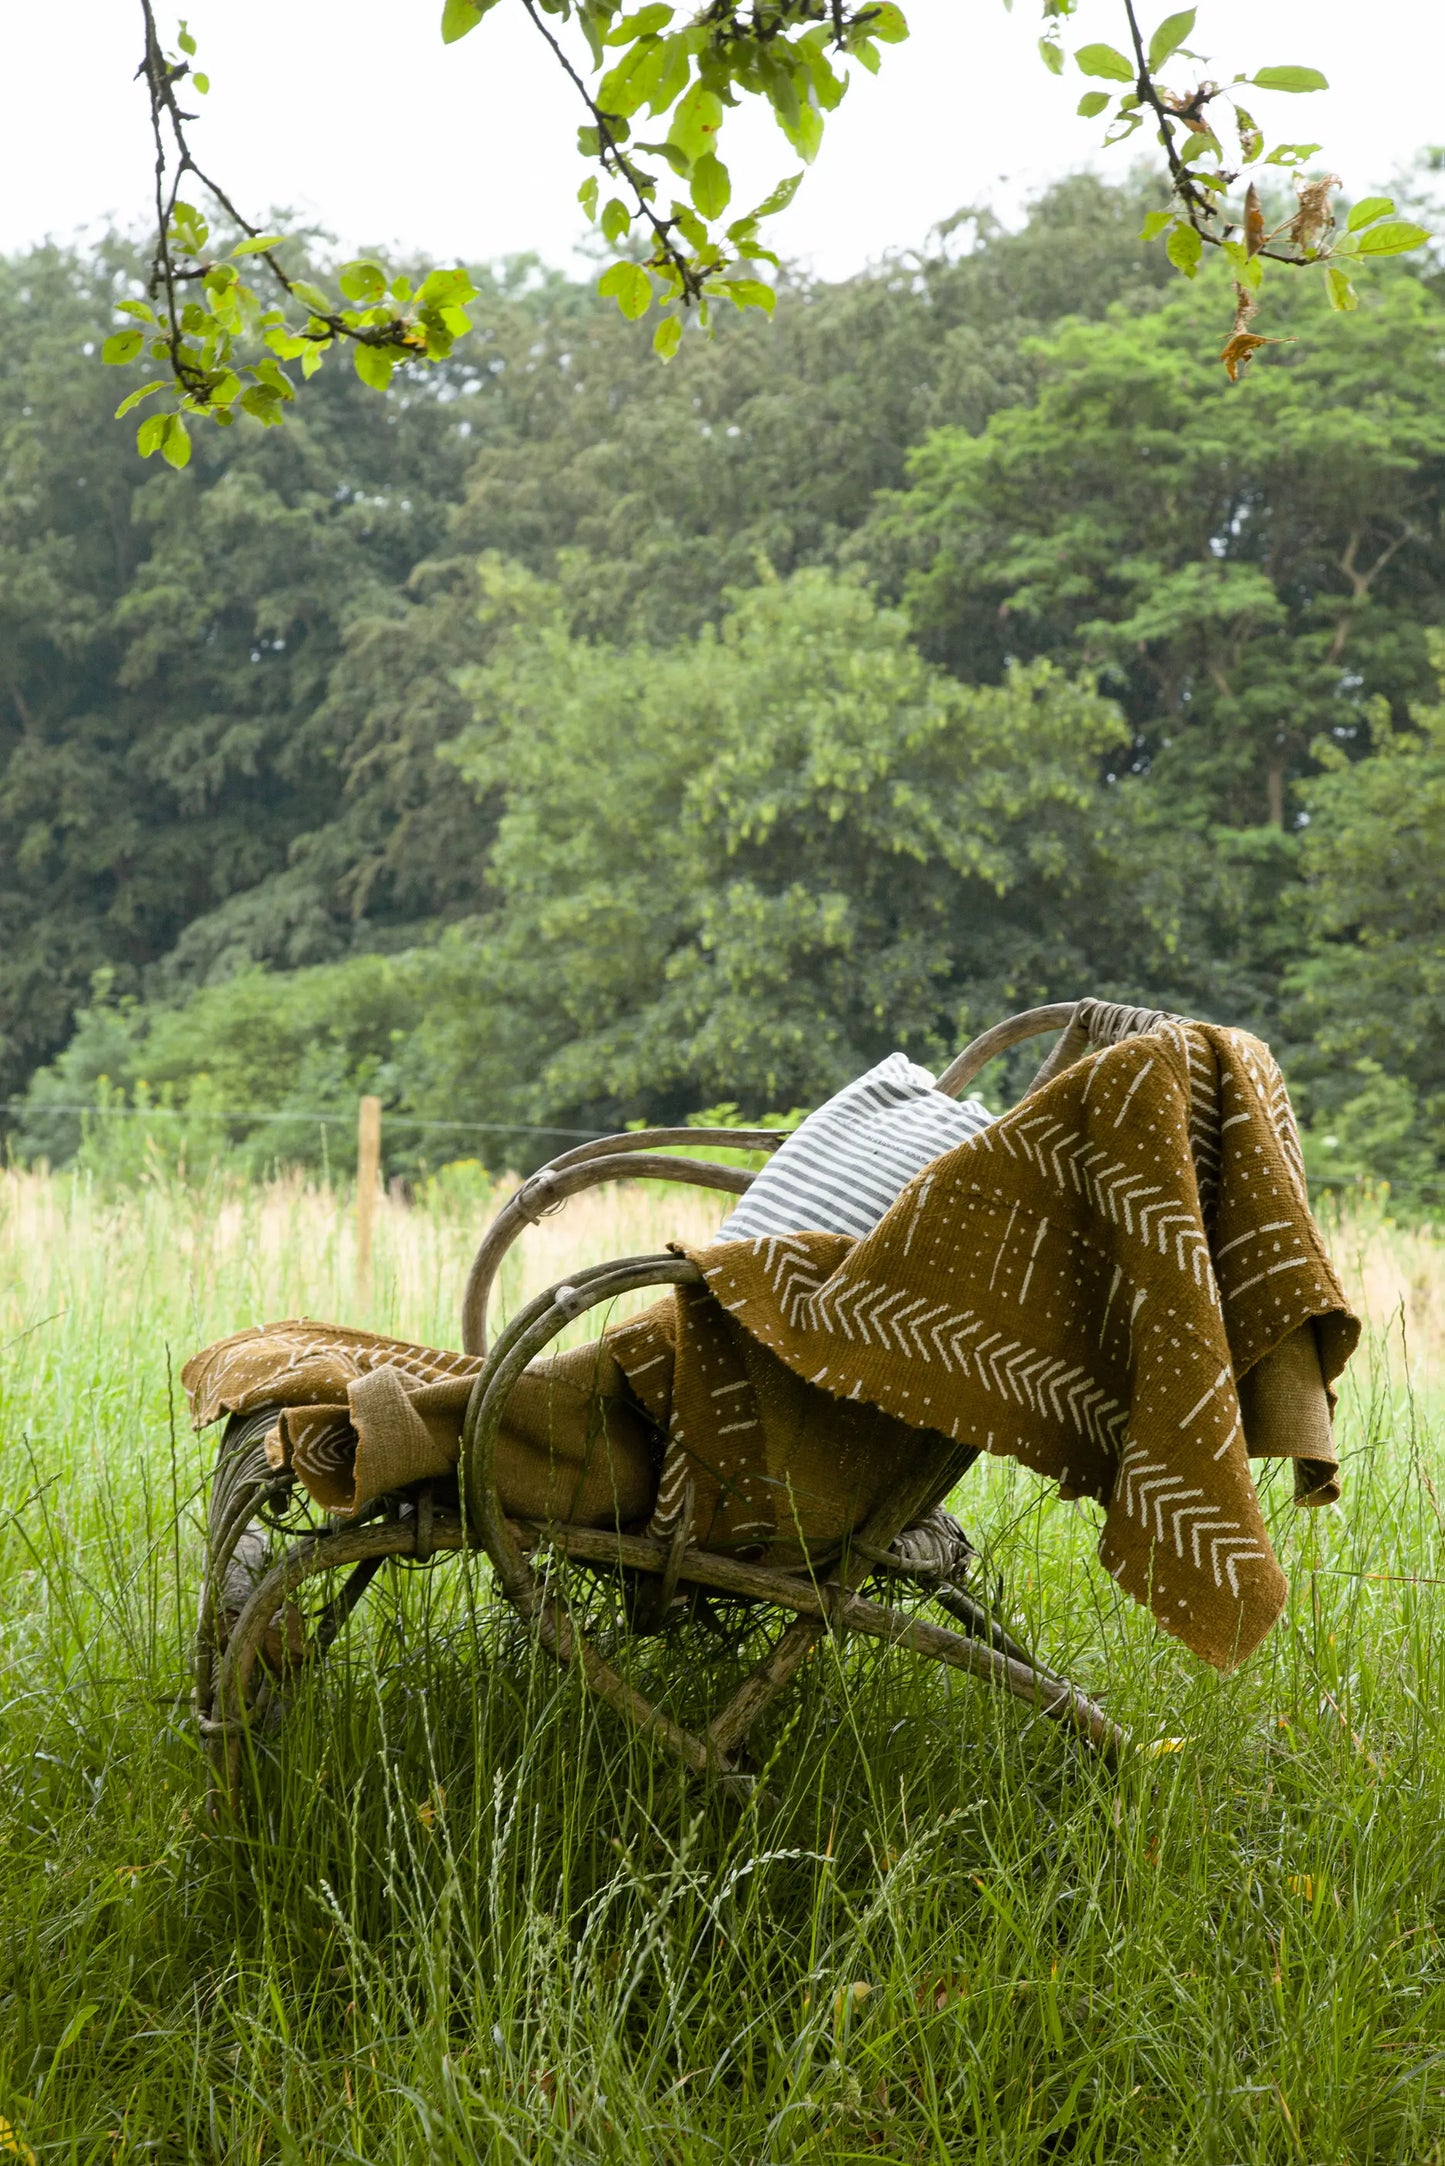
[742,1241,1131,1450]
[977,1074,1221,1308]
[1116,1443,1264,1593]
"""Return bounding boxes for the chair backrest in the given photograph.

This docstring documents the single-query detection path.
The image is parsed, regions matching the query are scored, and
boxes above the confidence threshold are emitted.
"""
[460,1000,1100,1354]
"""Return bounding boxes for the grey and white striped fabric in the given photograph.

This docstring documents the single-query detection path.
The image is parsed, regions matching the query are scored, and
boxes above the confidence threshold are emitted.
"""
[717,1053,993,1244]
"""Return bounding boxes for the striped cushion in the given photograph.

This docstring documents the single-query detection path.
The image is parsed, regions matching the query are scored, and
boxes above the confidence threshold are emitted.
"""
[717,1053,993,1243]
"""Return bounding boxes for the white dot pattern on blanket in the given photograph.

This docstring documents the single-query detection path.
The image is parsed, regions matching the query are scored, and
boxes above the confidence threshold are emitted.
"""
[717,1052,993,1243]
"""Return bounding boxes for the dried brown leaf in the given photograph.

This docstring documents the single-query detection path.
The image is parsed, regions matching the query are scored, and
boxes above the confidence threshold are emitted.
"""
[1290,171,1340,256]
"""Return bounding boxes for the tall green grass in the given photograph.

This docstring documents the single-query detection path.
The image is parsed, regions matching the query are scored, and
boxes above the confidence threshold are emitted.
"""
[1,1168,1443,2163]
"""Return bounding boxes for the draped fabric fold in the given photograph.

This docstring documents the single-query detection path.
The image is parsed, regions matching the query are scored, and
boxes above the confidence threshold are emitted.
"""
[637,1019,1356,1667]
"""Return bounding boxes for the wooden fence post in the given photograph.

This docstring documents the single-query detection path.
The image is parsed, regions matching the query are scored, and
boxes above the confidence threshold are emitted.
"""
[356,1095,381,1294]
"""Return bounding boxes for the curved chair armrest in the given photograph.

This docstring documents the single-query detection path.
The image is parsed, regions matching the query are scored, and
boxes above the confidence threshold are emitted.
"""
[543,1125,789,1173]
[935,1002,1081,1098]
[462,1147,758,1355]
[460,1252,703,1608]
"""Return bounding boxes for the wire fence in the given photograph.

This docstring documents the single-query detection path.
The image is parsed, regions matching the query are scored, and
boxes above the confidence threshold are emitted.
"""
[0,1100,613,1140]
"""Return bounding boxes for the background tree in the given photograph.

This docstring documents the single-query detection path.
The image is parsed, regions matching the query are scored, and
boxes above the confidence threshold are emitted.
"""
[863,261,1445,1034]
[8,173,1445,1205]
[1285,646,1445,1205]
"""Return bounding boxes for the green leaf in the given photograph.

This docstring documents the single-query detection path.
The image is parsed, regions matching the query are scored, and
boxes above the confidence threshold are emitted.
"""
[719,277,775,313]
[748,171,803,220]
[1178,129,1221,166]
[636,137,694,179]
[101,330,145,365]
[178,24,196,55]
[603,3,673,41]
[1165,221,1202,276]
[643,36,690,118]
[598,258,653,319]
[114,298,157,322]
[1355,220,1431,257]
[690,152,731,220]
[253,357,296,399]
[670,201,708,250]
[291,280,334,314]
[114,379,167,418]
[193,73,210,93]
[776,93,824,164]
[136,412,169,457]
[338,259,387,303]
[1139,209,1174,240]
[578,174,600,219]
[601,196,632,243]
[161,416,192,469]
[1235,104,1263,163]
[168,200,209,255]
[668,82,722,162]
[1038,37,1064,75]
[417,267,477,306]
[353,343,396,389]
[1076,90,1110,117]
[1147,8,1194,69]
[866,3,909,42]
[1076,42,1134,80]
[1347,195,1396,233]
[653,315,682,359]
[1263,143,1321,168]
[1326,265,1358,311]
[1221,241,1262,290]
[442,0,501,42]
[598,40,667,120]
[1250,65,1328,92]
[231,234,285,258]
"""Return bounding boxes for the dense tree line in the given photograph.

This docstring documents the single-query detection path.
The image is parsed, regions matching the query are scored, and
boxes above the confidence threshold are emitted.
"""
[6,174,1442,1203]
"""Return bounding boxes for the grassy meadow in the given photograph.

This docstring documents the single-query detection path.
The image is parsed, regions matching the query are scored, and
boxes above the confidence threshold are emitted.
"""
[1,1166,1444,2163]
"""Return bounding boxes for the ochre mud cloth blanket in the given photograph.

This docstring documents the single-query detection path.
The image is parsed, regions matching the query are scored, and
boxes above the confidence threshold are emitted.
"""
[640,1018,1357,1667]
[183,1018,1358,1671]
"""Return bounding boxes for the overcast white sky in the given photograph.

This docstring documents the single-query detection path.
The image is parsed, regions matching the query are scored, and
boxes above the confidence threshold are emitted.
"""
[2,2,1439,279]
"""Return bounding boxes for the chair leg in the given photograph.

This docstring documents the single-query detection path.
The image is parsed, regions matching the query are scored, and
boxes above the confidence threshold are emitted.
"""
[209,1521,437,1813]
[835,1588,1126,1761]
[706,1614,825,1765]
[530,1589,717,1778]
[541,1523,1129,1763]
[208,1514,741,1810]
[928,1579,1062,1679]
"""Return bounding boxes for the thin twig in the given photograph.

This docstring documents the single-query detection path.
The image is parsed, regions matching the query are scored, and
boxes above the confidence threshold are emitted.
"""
[517,0,702,302]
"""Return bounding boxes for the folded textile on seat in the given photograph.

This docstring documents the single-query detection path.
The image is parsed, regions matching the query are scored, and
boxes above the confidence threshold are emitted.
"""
[183,1325,658,1527]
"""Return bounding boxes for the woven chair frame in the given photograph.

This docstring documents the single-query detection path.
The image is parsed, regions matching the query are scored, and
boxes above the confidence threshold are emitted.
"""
[196,1001,1125,1812]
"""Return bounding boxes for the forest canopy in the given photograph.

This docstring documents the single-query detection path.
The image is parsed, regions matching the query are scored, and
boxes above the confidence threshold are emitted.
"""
[6,169,1443,1205]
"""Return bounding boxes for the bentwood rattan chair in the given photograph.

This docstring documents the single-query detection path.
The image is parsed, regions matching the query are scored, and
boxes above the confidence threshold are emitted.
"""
[197,1004,1126,1810]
